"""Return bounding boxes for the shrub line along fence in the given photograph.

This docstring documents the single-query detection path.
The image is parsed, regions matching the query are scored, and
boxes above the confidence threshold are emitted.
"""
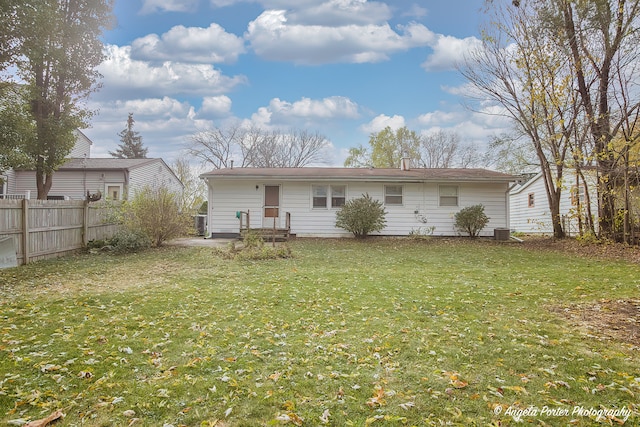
[0,199,121,265]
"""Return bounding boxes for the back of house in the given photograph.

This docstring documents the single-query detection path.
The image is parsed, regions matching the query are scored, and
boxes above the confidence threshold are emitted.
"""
[201,167,518,238]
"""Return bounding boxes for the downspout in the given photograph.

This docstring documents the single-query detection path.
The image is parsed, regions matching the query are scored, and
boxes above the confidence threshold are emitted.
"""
[507,179,524,243]
[205,177,213,238]
[505,182,514,232]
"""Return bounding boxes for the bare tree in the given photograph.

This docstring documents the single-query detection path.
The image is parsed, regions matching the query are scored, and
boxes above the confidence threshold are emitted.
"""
[483,133,538,175]
[171,156,206,212]
[188,125,330,169]
[417,131,481,168]
[554,0,640,240]
[187,124,247,169]
[461,1,583,238]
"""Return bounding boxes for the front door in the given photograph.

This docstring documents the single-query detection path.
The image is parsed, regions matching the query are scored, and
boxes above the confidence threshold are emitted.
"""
[263,185,280,227]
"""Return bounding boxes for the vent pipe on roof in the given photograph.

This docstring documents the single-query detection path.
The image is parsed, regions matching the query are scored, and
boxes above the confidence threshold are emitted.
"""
[400,157,411,171]
[230,160,234,169]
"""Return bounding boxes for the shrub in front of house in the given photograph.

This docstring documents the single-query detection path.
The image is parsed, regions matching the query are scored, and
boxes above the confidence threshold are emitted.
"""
[335,193,387,238]
[121,184,191,247]
[454,204,490,238]
[109,229,152,254]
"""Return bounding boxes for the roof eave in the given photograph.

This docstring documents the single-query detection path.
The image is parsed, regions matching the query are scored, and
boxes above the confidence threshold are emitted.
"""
[200,174,517,183]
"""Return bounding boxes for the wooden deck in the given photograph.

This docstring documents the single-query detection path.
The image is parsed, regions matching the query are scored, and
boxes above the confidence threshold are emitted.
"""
[240,227,290,242]
[238,210,291,241]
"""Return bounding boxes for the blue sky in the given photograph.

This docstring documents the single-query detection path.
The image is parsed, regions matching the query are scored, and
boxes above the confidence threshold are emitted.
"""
[82,0,511,166]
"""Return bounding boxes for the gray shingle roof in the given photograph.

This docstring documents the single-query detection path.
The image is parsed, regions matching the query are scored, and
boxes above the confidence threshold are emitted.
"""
[200,167,518,182]
[58,158,159,170]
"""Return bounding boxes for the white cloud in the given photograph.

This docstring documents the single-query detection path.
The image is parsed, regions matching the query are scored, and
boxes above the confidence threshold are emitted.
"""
[96,45,247,100]
[131,24,245,64]
[140,0,199,14]
[422,35,482,72]
[246,96,360,127]
[271,96,360,119]
[117,97,194,118]
[288,0,392,26]
[417,110,464,126]
[200,96,233,116]
[412,105,514,152]
[360,114,405,133]
[246,10,434,64]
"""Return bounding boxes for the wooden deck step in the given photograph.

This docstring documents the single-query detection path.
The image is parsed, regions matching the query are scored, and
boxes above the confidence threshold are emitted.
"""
[240,228,290,241]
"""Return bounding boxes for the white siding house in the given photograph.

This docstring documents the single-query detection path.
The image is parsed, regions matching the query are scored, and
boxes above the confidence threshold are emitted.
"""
[3,130,183,201]
[68,130,92,158]
[12,158,183,201]
[201,167,517,238]
[509,169,598,235]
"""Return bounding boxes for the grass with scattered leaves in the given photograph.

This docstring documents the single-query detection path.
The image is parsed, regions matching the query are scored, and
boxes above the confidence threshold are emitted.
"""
[1,238,639,426]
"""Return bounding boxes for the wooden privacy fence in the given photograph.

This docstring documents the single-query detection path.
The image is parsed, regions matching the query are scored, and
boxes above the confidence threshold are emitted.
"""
[0,199,121,265]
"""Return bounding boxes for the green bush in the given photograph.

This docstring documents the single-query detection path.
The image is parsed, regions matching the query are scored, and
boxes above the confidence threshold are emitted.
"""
[335,193,386,238]
[575,232,601,245]
[408,226,435,240]
[86,239,108,249]
[241,230,265,249]
[213,240,293,261]
[109,229,152,254]
[454,204,490,238]
[121,184,191,247]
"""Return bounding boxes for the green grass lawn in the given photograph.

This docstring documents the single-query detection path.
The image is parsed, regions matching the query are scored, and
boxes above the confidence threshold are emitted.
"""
[0,238,639,426]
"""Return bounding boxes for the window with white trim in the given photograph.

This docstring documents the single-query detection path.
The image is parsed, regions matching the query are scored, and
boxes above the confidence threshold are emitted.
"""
[330,185,346,208]
[439,185,458,207]
[312,185,327,208]
[384,185,403,205]
[312,185,347,209]
[105,183,123,200]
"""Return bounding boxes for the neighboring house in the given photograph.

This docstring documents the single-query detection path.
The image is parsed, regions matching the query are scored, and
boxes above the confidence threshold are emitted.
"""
[200,165,518,238]
[0,169,15,198]
[2,130,183,201]
[12,157,183,201]
[509,169,598,235]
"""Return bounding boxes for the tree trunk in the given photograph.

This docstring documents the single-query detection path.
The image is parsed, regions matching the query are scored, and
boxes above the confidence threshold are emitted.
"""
[549,193,566,239]
[35,169,53,200]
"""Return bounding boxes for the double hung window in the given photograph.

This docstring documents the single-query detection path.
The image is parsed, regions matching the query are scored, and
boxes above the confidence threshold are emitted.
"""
[312,185,346,208]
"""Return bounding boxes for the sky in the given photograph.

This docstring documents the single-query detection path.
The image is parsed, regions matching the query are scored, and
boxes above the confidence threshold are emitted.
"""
[81,0,512,167]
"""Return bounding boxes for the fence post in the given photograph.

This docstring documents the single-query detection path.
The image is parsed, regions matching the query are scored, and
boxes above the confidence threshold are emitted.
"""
[22,198,29,265]
[83,201,89,247]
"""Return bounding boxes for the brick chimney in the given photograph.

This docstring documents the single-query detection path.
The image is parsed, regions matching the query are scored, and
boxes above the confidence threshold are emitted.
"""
[400,157,411,171]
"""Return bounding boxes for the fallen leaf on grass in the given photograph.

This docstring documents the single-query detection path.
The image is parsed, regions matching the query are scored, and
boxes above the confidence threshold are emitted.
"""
[502,385,528,395]
[399,401,415,410]
[450,379,468,389]
[23,410,64,427]
[319,409,330,424]
[275,412,304,426]
[366,385,386,408]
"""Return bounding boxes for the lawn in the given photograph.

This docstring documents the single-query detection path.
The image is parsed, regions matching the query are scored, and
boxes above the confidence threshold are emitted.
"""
[0,238,639,426]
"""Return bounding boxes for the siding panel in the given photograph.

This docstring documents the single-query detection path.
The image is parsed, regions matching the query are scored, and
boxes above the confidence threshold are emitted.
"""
[129,161,183,198]
[207,178,511,237]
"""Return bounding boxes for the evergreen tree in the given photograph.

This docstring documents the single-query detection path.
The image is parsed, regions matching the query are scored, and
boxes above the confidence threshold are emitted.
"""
[110,113,148,159]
